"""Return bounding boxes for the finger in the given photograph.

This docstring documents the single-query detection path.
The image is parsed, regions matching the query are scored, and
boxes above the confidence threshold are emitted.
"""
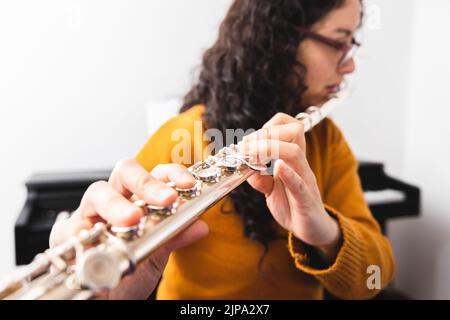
[262,112,298,129]
[151,164,196,189]
[243,123,306,150]
[240,139,316,186]
[109,159,178,207]
[267,173,292,228]
[80,181,144,227]
[247,172,274,196]
[240,139,302,166]
[114,245,170,299]
[274,159,309,202]
[49,211,92,248]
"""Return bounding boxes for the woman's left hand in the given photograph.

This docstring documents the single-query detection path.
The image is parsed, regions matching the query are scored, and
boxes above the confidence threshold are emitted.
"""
[240,113,342,263]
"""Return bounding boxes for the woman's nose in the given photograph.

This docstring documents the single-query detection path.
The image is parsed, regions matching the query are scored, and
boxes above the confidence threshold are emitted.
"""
[338,57,356,75]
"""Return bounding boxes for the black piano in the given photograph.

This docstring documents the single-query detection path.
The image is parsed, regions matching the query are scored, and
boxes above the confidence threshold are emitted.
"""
[14,170,111,265]
[358,161,420,234]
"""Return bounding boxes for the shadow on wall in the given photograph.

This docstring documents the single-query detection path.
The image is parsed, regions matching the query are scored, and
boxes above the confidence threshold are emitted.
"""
[389,210,450,300]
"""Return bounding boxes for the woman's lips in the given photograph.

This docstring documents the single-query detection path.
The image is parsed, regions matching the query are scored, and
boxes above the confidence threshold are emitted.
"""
[325,85,340,94]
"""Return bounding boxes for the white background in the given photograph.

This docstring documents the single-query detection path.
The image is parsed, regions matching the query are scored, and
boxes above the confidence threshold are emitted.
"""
[0,0,448,299]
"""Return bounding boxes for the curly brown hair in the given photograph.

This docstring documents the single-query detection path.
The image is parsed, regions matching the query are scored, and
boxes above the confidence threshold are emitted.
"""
[181,0,356,266]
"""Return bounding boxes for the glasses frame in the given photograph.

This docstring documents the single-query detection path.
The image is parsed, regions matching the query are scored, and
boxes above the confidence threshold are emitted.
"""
[296,27,361,67]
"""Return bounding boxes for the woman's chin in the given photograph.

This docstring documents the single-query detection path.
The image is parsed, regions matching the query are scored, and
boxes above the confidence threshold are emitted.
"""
[301,91,332,108]
[310,94,331,108]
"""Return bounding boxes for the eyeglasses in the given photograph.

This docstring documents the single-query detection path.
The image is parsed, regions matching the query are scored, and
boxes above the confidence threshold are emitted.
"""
[296,27,361,67]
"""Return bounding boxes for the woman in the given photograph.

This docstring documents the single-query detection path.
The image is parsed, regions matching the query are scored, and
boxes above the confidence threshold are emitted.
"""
[51,0,395,300]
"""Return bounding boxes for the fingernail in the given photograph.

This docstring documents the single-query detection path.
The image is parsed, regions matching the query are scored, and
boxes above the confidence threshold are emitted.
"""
[275,159,285,173]
[182,173,194,182]
[166,181,176,188]
[156,188,177,200]
[126,206,143,221]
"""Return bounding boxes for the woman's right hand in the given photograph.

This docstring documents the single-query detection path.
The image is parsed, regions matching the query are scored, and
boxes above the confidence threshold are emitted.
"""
[49,158,209,299]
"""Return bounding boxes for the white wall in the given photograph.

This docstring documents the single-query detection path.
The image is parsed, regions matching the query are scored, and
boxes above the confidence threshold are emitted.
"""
[0,0,232,275]
[387,0,450,300]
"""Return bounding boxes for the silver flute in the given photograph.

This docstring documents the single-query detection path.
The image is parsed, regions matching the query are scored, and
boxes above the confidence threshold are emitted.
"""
[0,90,349,300]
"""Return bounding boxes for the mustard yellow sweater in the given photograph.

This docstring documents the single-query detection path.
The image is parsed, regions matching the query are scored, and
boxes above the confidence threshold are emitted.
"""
[135,105,396,300]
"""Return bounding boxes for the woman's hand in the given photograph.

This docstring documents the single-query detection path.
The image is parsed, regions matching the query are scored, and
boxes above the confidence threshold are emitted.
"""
[49,159,209,299]
[240,113,342,263]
